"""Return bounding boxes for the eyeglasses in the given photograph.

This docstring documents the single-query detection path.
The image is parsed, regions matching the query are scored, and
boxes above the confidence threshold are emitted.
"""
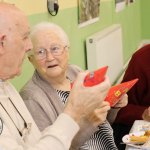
[34,44,68,60]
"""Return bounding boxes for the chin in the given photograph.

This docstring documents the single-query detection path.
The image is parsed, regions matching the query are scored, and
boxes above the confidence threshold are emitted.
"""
[47,69,62,77]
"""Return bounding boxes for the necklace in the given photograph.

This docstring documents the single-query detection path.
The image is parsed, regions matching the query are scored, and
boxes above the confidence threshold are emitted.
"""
[0,97,32,139]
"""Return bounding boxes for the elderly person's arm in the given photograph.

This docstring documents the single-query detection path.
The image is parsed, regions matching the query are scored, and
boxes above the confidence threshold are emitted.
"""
[0,72,111,150]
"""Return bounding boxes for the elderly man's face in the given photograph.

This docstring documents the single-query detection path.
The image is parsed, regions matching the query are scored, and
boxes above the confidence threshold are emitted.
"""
[0,10,32,79]
[8,17,32,77]
[30,30,69,79]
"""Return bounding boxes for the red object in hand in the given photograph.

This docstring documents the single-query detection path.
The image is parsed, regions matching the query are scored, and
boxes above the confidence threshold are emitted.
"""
[105,78,139,107]
[84,66,108,86]
[71,66,108,88]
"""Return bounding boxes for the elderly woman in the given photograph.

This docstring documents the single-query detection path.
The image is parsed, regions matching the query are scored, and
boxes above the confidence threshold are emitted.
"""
[20,22,127,150]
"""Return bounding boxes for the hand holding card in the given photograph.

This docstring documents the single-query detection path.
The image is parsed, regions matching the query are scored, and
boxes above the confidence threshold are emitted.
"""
[71,66,108,88]
[105,78,139,107]
[84,66,108,86]
[71,67,138,108]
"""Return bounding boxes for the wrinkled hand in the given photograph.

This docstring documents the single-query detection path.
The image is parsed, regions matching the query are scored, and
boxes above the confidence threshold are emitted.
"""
[142,107,150,121]
[113,94,128,108]
[88,101,110,127]
[64,71,110,124]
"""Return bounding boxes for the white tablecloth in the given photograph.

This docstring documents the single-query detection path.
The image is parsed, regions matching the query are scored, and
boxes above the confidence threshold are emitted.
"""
[125,120,150,150]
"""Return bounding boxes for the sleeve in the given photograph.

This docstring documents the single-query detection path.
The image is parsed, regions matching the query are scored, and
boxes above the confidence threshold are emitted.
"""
[70,118,97,150]
[0,114,79,150]
[115,52,148,126]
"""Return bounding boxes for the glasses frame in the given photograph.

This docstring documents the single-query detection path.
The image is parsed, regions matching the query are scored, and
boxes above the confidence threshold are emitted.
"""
[34,44,68,60]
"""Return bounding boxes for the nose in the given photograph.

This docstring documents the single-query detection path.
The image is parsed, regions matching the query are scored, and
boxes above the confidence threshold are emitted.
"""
[46,51,55,61]
[25,38,33,53]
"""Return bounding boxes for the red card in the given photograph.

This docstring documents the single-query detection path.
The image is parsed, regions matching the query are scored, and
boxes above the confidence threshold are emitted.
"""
[71,66,108,88]
[105,78,139,106]
[84,66,108,87]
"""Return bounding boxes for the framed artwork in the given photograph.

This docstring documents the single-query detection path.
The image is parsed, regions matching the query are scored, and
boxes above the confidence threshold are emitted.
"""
[115,0,126,12]
[78,0,100,28]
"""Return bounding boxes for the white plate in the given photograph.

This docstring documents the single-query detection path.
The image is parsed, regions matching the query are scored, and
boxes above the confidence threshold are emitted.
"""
[138,124,150,132]
[122,131,146,145]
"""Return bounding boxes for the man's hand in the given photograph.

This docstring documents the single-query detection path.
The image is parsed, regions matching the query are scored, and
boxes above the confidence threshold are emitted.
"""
[64,71,110,125]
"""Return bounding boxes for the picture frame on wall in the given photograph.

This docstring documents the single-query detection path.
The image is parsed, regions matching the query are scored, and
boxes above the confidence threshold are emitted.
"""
[115,0,126,12]
[78,0,100,28]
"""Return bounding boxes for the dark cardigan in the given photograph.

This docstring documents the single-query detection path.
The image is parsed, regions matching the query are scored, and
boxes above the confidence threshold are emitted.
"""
[115,44,150,126]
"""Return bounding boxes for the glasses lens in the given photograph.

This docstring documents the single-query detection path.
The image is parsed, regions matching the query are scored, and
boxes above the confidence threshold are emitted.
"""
[50,44,63,56]
[35,45,66,60]
[35,48,46,60]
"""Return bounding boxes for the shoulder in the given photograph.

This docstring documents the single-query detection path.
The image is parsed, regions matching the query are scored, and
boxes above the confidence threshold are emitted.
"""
[129,44,150,69]
[19,78,44,101]
[68,64,83,73]
[67,64,83,80]
[133,44,150,59]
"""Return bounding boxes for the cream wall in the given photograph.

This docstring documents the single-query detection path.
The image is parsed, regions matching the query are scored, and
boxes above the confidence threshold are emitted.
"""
[2,0,108,15]
[3,0,76,15]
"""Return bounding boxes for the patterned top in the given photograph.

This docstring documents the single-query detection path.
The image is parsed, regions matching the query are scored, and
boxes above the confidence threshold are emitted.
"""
[56,90,69,104]
[56,90,118,150]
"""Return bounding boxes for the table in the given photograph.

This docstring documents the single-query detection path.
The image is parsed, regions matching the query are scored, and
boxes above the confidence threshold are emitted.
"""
[125,120,150,150]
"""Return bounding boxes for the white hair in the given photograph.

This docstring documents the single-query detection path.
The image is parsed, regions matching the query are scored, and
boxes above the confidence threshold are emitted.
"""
[30,22,70,47]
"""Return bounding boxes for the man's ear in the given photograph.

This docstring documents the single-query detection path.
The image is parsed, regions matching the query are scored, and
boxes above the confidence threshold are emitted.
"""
[0,35,6,54]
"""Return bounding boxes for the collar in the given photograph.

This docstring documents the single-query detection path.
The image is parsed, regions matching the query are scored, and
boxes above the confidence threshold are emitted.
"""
[0,79,5,82]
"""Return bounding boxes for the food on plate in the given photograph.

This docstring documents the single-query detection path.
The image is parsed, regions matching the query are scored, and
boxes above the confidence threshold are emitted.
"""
[130,135,149,143]
[145,130,150,136]
[129,130,150,144]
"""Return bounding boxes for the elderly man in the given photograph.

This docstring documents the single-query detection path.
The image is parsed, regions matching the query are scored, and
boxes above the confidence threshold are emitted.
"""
[0,2,111,150]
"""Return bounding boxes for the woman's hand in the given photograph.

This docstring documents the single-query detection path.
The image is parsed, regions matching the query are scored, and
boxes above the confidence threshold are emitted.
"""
[107,94,128,124]
[88,101,110,127]
[142,107,150,121]
[113,94,128,108]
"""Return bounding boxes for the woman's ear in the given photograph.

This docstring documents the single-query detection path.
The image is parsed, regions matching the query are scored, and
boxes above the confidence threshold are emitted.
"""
[28,55,33,63]
[28,55,37,67]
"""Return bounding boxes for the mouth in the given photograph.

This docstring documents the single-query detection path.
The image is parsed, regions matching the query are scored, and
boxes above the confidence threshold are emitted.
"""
[47,64,58,68]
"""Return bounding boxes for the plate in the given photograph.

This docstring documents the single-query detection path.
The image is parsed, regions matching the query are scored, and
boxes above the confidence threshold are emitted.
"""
[138,124,150,132]
[122,131,146,145]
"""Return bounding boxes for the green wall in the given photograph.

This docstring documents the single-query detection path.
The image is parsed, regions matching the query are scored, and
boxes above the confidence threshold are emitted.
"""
[141,0,150,39]
[11,0,142,91]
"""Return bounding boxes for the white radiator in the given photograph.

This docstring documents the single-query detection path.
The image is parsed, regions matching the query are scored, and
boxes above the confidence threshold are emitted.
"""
[86,24,123,84]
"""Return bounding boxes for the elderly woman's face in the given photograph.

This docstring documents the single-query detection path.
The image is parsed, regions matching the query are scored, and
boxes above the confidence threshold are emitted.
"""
[31,31,69,78]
